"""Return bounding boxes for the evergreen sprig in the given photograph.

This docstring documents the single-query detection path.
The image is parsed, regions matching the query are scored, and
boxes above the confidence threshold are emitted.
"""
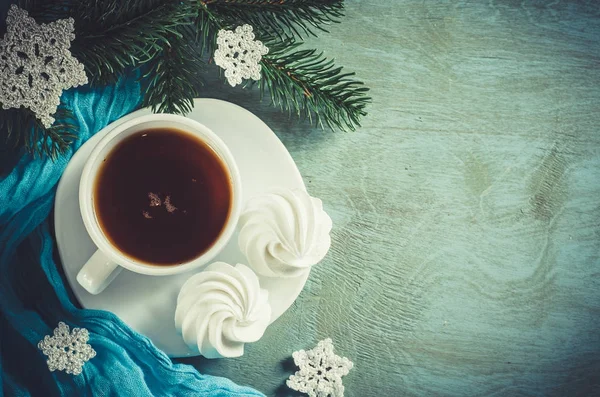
[203,0,344,40]
[141,32,205,115]
[260,37,369,131]
[71,0,200,86]
[19,0,200,85]
[197,6,370,131]
[5,0,370,158]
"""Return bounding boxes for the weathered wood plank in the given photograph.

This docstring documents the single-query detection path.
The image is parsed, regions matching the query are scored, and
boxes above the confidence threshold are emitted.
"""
[179,1,600,395]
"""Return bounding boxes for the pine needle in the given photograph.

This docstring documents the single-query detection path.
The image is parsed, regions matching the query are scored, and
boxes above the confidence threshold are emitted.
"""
[259,36,370,131]
[203,0,344,40]
[141,31,205,115]
[8,0,370,159]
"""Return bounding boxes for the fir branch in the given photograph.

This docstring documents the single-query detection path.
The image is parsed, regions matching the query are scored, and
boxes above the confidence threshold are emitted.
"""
[196,7,369,130]
[259,37,370,131]
[70,0,172,26]
[9,0,370,160]
[17,0,75,23]
[69,0,200,86]
[0,106,78,160]
[203,0,344,40]
[196,3,220,54]
[18,0,182,27]
[141,32,205,115]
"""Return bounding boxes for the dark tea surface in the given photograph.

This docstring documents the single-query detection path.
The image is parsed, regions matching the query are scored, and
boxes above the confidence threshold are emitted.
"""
[94,128,232,265]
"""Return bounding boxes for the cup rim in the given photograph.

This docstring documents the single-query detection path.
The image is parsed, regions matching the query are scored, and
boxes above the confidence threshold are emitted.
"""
[79,113,243,276]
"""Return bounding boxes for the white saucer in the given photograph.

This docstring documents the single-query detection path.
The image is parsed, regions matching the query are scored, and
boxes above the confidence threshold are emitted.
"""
[55,99,308,357]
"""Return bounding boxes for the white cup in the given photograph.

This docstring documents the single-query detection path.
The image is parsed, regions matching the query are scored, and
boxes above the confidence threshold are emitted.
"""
[76,114,242,295]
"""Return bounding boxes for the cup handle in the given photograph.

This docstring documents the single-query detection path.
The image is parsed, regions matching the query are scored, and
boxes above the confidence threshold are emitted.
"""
[76,250,122,295]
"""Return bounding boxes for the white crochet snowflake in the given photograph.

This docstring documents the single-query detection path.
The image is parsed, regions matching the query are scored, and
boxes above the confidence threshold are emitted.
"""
[0,5,88,127]
[214,25,268,87]
[287,339,354,397]
[38,322,96,375]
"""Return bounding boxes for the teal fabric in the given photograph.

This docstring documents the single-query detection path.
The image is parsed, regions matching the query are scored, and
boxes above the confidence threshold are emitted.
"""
[0,78,265,397]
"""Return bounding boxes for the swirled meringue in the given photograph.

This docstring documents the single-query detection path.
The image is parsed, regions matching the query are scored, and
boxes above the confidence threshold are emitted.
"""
[174,262,271,358]
[238,189,333,278]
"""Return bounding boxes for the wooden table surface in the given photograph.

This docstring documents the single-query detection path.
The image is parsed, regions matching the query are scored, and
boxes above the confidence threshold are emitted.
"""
[178,1,600,396]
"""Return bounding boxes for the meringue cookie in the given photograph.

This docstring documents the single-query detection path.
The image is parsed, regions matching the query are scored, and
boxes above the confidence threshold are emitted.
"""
[238,189,333,278]
[174,262,271,358]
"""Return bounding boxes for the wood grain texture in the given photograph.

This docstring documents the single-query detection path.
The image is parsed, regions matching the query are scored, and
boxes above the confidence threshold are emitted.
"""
[178,1,600,395]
